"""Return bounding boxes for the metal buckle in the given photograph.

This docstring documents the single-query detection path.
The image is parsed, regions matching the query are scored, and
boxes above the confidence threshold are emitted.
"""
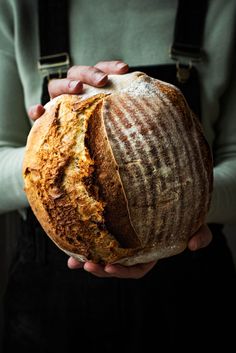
[37,52,70,80]
[169,45,203,83]
[175,61,192,84]
[169,46,203,63]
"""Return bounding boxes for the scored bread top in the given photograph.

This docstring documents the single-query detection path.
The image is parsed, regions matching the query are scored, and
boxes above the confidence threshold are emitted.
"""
[23,72,213,265]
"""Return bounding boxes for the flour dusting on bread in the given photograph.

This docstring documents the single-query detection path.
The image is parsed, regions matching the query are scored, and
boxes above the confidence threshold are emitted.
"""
[23,72,213,265]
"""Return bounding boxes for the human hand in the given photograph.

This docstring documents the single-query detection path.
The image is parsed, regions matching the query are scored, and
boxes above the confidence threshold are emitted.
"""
[28,60,129,121]
[187,224,212,251]
[67,257,157,279]
[67,224,212,279]
[28,60,212,278]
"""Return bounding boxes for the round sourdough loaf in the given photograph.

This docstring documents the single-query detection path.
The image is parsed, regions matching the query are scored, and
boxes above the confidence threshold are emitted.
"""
[23,72,213,265]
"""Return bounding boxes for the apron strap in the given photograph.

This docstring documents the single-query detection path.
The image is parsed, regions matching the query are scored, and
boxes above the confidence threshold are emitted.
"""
[37,0,70,104]
[37,0,208,98]
[170,0,208,83]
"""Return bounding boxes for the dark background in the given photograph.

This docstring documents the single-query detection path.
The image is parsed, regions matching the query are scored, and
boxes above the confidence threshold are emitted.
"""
[0,212,236,349]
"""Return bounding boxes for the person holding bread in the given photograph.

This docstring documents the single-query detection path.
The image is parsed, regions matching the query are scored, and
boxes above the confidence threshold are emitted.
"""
[1,0,236,351]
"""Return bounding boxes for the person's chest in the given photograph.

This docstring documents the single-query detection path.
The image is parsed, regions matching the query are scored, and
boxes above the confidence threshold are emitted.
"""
[69,0,177,66]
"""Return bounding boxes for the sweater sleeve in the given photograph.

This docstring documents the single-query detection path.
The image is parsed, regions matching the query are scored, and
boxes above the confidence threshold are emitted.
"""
[206,51,236,225]
[0,2,30,214]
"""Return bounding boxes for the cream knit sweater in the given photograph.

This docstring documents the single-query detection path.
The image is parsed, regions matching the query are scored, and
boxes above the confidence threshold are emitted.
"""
[0,0,236,224]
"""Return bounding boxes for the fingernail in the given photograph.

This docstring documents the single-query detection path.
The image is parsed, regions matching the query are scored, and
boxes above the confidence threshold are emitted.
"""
[28,105,44,120]
[104,265,112,273]
[116,62,128,70]
[68,80,82,90]
[189,241,197,251]
[83,263,93,272]
[94,72,107,85]
[83,263,88,271]
[104,265,116,274]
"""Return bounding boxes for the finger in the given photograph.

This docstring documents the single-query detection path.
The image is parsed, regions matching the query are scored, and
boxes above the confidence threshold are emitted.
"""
[94,60,129,74]
[104,261,157,279]
[48,78,83,98]
[67,256,84,269]
[28,104,45,121]
[83,262,113,278]
[67,65,108,87]
[188,224,213,251]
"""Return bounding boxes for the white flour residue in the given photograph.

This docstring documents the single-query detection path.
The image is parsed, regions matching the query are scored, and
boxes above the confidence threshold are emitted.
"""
[121,78,158,97]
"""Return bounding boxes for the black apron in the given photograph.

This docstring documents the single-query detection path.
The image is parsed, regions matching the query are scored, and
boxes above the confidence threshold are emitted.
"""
[3,1,236,352]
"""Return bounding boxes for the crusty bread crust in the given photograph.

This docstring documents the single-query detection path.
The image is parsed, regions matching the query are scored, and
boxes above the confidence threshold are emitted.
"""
[23,72,213,265]
[88,102,141,248]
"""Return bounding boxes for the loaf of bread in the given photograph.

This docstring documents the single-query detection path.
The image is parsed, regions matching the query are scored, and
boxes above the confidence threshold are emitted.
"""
[23,72,213,265]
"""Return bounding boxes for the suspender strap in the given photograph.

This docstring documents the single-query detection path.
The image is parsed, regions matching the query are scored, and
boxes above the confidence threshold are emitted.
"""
[170,0,208,83]
[170,0,208,62]
[38,0,70,58]
[37,0,70,104]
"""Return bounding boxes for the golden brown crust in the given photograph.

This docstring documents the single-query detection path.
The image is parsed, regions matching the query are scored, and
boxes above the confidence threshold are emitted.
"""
[88,101,141,248]
[23,72,213,265]
[23,94,138,264]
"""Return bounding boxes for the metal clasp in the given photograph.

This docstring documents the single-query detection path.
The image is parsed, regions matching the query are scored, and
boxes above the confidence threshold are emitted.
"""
[176,61,192,84]
[169,45,203,84]
[37,52,70,80]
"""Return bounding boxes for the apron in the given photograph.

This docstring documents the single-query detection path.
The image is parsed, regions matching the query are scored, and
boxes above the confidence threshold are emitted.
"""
[3,1,236,351]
